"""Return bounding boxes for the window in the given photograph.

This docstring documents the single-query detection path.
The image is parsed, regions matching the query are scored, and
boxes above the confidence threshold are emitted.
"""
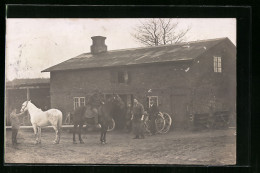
[214,56,222,73]
[147,96,158,108]
[74,97,85,110]
[111,70,130,84]
[118,71,125,83]
[118,71,129,84]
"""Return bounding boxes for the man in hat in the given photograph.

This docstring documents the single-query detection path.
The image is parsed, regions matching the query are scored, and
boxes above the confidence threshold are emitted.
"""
[10,108,25,145]
[131,99,145,139]
[88,91,104,128]
[148,99,159,135]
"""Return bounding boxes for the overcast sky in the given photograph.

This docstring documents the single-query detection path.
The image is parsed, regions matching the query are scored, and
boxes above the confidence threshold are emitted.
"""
[5,18,236,81]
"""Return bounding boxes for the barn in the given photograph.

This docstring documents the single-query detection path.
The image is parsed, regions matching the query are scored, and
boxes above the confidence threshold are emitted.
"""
[42,36,236,130]
[5,78,50,125]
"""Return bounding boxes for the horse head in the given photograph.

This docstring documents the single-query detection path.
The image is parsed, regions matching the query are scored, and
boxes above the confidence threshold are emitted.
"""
[21,100,30,112]
[98,93,105,104]
[110,94,125,110]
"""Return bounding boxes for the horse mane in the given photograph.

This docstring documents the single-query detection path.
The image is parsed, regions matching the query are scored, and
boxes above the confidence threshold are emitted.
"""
[28,101,43,113]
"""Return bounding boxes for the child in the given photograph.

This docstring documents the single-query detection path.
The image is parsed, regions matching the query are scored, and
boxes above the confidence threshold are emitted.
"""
[10,108,24,145]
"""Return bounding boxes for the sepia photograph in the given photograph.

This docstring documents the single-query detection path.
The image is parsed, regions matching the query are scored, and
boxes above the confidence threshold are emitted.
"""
[5,18,236,165]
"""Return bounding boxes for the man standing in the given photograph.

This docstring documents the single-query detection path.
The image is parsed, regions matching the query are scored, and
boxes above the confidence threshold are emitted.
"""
[148,99,159,135]
[88,91,103,128]
[10,108,25,145]
[131,99,145,139]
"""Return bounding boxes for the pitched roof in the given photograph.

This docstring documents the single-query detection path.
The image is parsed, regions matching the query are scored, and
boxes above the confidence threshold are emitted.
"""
[42,37,231,72]
[6,78,50,87]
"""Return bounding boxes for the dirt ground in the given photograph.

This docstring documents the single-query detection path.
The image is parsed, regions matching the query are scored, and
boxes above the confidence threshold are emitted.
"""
[4,128,236,165]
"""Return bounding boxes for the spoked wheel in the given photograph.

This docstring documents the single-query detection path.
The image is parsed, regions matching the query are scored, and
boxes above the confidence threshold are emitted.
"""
[107,118,115,131]
[155,112,166,133]
[159,112,172,134]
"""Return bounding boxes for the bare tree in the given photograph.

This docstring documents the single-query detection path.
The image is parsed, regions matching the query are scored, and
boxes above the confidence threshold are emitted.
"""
[132,19,191,46]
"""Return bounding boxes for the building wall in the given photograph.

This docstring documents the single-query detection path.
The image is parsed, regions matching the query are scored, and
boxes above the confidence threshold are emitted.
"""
[6,87,50,125]
[50,62,191,127]
[50,40,236,129]
[187,39,236,113]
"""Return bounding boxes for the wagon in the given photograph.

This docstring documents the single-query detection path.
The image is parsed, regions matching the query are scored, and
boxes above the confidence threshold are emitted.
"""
[144,112,172,134]
[187,96,235,130]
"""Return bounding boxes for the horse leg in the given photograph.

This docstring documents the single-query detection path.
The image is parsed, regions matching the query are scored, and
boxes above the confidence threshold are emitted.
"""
[73,124,78,144]
[103,124,108,144]
[38,127,42,144]
[100,123,103,144]
[32,124,39,144]
[104,130,107,144]
[100,130,104,144]
[57,127,61,144]
[79,124,84,144]
[53,126,59,144]
[100,125,107,144]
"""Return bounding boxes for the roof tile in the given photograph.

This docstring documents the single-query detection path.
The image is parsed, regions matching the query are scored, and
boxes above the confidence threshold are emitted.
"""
[42,37,228,72]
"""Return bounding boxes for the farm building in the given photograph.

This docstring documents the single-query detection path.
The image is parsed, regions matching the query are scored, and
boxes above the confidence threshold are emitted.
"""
[5,78,50,125]
[42,36,236,130]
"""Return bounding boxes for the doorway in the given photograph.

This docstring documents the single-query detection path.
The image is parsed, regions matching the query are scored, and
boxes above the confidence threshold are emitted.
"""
[171,94,188,129]
[105,94,133,130]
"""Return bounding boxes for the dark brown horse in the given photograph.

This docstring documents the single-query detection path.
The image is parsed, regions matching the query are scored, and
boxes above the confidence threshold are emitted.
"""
[72,94,125,144]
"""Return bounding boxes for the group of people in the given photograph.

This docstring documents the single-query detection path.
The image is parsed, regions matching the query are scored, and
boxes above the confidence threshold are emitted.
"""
[127,98,159,139]
[8,95,159,146]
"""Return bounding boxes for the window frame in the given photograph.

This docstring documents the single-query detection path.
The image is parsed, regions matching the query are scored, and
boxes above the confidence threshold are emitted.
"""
[114,70,130,84]
[214,56,222,73]
[73,97,85,110]
[117,71,125,84]
[147,96,159,108]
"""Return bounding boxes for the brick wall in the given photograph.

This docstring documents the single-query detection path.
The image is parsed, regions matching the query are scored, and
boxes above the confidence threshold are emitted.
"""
[50,63,191,121]
[50,40,236,129]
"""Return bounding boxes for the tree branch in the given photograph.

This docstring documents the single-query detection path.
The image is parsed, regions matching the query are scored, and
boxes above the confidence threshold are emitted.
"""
[132,19,190,46]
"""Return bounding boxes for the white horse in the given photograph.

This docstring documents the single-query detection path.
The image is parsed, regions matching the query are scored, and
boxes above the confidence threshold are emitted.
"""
[20,100,62,144]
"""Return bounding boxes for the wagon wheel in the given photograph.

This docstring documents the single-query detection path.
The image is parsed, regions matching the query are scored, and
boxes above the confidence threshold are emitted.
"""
[159,112,172,134]
[155,112,166,133]
[107,118,115,131]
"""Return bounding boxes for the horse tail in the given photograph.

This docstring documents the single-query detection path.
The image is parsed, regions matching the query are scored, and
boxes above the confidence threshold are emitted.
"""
[57,111,63,134]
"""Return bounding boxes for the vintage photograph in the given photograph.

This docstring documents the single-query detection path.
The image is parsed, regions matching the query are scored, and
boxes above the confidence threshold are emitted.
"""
[5,18,236,165]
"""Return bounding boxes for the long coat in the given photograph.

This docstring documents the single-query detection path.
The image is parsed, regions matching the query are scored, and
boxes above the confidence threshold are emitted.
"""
[132,102,145,136]
[148,104,159,117]
[148,104,159,134]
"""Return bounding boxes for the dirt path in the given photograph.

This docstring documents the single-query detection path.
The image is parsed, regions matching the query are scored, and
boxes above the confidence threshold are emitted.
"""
[4,128,236,165]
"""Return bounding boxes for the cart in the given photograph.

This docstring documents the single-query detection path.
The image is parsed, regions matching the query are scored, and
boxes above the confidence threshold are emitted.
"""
[144,112,172,134]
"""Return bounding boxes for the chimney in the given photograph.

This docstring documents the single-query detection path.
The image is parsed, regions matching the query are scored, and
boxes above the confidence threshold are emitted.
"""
[90,36,107,54]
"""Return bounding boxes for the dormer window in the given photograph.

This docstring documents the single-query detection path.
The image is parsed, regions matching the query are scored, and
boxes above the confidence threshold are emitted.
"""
[214,56,222,73]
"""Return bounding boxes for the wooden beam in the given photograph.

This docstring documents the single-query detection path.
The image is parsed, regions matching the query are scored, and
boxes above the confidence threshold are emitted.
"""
[27,87,30,100]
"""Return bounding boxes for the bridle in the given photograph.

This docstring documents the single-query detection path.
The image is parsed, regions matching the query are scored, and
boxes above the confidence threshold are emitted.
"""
[114,94,124,109]
[21,100,29,112]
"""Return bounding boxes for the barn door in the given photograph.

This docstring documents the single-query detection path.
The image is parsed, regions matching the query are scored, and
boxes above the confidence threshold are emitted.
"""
[171,95,187,129]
